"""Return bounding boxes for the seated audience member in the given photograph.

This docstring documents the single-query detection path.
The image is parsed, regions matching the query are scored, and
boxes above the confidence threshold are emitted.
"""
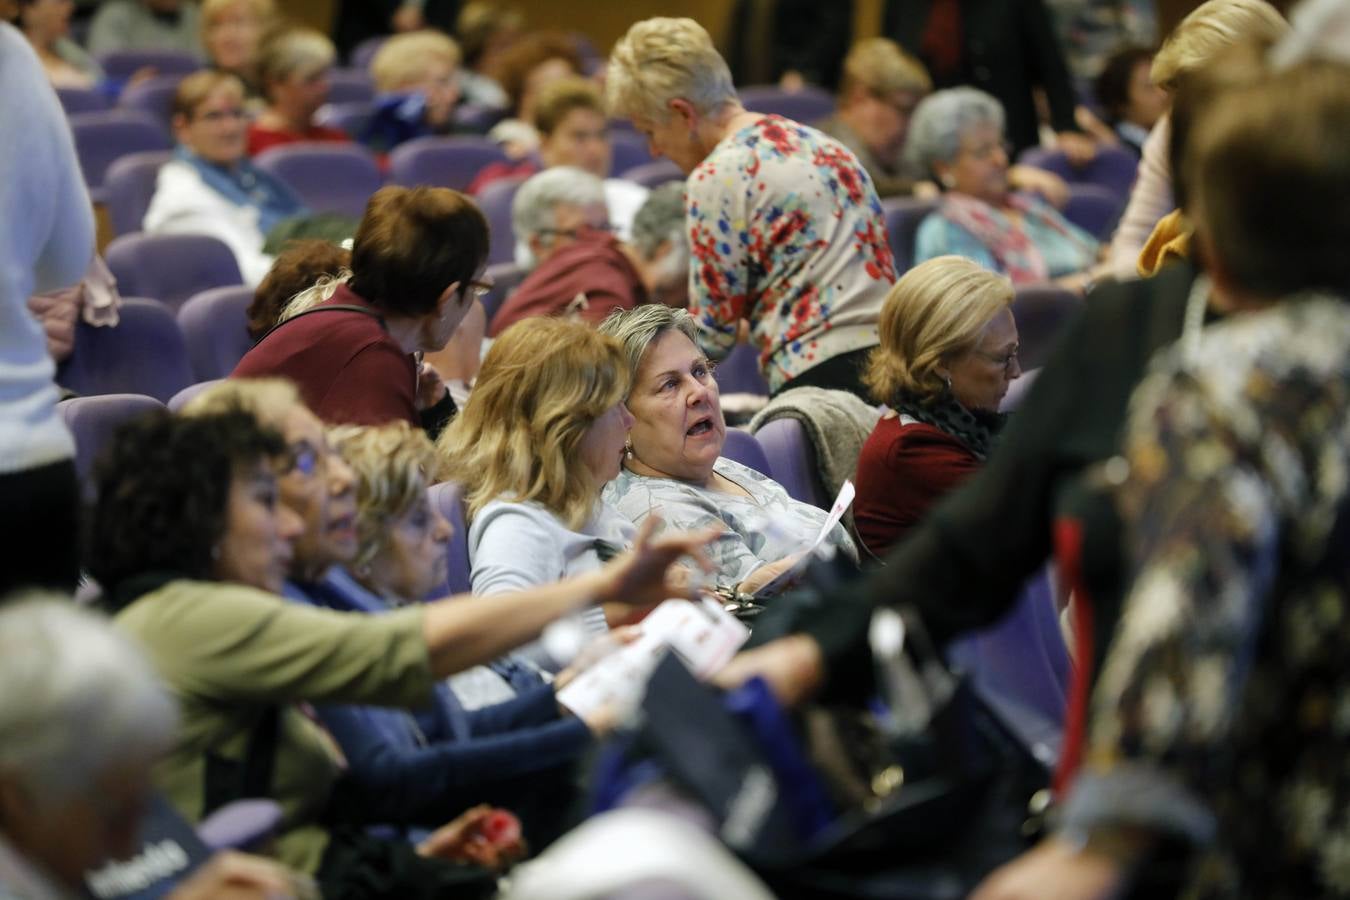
[493,179,688,335]
[247,26,348,155]
[911,87,1100,288]
[455,1,523,110]
[607,17,896,400]
[91,406,708,893]
[87,0,203,58]
[853,256,1018,556]
[200,0,273,99]
[0,597,306,900]
[1093,44,1167,157]
[317,422,604,845]
[144,70,307,286]
[484,31,583,159]
[14,0,105,88]
[490,171,686,335]
[816,38,932,198]
[507,165,609,272]
[437,318,639,667]
[600,305,857,597]
[468,77,649,237]
[233,185,485,431]
[364,29,463,153]
[246,239,350,340]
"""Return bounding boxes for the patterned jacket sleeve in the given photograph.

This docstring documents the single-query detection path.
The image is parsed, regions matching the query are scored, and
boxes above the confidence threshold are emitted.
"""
[1061,364,1281,843]
[686,151,754,362]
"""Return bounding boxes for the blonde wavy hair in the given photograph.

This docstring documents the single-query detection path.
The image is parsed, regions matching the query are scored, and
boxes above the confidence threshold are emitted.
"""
[840,37,931,100]
[864,256,1014,405]
[330,422,440,573]
[1151,0,1288,90]
[436,317,630,530]
[606,17,737,123]
[181,377,299,429]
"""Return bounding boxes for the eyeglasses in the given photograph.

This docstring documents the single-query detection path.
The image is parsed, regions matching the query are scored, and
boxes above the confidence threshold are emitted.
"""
[194,108,248,124]
[463,279,493,300]
[974,346,1020,373]
[285,442,320,476]
[537,223,616,241]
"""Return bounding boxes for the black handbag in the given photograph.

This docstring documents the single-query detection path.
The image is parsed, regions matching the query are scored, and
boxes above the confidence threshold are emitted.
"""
[598,599,1053,900]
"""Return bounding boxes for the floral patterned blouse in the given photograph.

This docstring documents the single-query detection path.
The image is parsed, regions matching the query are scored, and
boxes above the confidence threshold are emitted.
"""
[1061,295,1350,898]
[686,115,896,393]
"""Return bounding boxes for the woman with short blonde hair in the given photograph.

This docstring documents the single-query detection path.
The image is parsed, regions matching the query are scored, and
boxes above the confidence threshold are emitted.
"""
[854,256,1018,555]
[367,30,463,141]
[606,17,737,125]
[1151,0,1288,89]
[437,317,637,663]
[200,0,275,94]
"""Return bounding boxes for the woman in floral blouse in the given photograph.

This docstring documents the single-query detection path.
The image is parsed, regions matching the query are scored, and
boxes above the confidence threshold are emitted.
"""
[606,17,896,400]
[973,51,1350,900]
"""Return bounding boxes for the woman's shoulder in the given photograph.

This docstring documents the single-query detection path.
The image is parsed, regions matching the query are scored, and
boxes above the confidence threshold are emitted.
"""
[471,498,563,533]
[115,579,280,629]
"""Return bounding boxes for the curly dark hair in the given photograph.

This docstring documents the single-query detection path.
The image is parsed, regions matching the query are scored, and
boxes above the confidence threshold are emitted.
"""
[248,239,351,340]
[87,408,286,607]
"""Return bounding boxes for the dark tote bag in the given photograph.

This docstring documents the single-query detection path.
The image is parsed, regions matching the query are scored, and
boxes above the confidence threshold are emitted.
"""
[594,620,1052,900]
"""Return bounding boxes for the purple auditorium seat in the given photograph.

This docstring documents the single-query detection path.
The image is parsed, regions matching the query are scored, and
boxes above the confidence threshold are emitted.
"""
[197,799,285,853]
[315,100,375,139]
[751,418,829,509]
[619,159,684,190]
[254,143,382,219]
[389,135,509,192]
[721,429,773,480]
[104,232,244,312]
[1011,285,1084,370]
[56,85,111,115]
[476,176,527,266]
[427,482,472,596]
[96,48,202,80]
[325,67,375,104]
[56,298,194,403]
[177,286,255,381]
[609,132,653,177]
[945,566,1070,754]
[481,261,528,324]
[117,73,185,127]
[1062,184,1124,241]
[1016,144,1139,201]
[349,35,387,70]
[104,150,172,236]
[608,117,639,137]
[880,195,938,275]
[737,84,835,124]
[168,378,226,412]
[68,109,172,203]
[453,103,509,134]
[58,393,165,499]
[714,342,769,396]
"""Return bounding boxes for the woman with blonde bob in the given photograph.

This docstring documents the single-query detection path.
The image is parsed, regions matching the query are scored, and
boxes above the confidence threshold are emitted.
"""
[437,317,638,665]
[853,256,1018,556]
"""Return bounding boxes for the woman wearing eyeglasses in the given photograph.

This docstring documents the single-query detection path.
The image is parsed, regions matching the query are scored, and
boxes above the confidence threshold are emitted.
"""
[853,256,1019,557]
[233,184,490,436]
[910,87,1100,290]
[145,70,308,287]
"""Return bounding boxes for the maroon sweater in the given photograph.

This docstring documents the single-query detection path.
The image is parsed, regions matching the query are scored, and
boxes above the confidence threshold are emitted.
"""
[232,284,419,426]
[853,414,981,557]
[489,235,647,337]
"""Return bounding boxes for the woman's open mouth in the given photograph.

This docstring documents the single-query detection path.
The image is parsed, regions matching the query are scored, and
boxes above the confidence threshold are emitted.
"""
[686,417,715,437]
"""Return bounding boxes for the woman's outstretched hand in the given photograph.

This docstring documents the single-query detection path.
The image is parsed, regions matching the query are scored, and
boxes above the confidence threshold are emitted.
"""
[597,516,720,617]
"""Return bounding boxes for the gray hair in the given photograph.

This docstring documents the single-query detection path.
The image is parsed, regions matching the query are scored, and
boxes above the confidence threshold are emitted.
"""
[0,597,178,802]
[597,304,700,397]
[629,181,687,260]
[904,87,1006,175]
[606,17,738,122]
[510,166,607,249]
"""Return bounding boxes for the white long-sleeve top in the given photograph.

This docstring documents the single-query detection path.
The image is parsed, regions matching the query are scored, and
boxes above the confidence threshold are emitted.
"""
[0,24,93,474]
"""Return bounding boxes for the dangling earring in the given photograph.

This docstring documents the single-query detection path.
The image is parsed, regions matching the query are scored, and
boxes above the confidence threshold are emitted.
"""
[940,174,956,190]
[624,440,634,459]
